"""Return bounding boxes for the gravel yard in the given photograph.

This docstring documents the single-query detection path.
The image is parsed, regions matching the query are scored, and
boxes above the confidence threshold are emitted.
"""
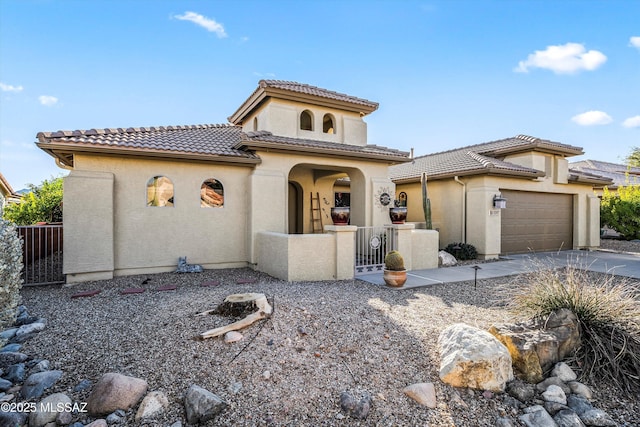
[18,244,640,426]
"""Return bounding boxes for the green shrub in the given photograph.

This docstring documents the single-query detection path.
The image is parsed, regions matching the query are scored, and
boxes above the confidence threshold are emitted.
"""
[502,262,640,394]
[3,176,63,225]
[600,184,640,240]
[444,242,478,260]
[0,219,23,335]
[384,250,405,271]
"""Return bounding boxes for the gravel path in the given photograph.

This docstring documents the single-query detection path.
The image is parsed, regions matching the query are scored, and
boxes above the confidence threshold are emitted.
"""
[19,246,640,426]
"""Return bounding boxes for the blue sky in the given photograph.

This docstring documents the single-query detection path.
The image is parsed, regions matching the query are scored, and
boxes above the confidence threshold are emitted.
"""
[1,0,638,190]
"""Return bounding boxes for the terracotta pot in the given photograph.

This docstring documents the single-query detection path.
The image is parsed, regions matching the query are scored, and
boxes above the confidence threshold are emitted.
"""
[331,207,350,225]
[383,269,407,287]
[388,207,407,224]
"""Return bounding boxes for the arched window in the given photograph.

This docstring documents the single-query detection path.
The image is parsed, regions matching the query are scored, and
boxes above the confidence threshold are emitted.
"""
[201,178,224,208]
[300,110,313,131]
[323,114,335,134]
[253,117,258,131]
[147,176,174,207]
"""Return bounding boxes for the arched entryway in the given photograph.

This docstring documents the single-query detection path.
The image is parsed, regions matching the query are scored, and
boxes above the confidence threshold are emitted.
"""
[288,181,304,234]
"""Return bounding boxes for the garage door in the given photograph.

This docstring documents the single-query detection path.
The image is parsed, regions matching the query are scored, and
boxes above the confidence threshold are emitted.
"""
[500,190,573,254]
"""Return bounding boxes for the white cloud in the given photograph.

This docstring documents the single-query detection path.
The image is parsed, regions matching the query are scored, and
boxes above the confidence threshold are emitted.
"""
[39,95,58,106]
[0,82,24,93]
[174,11,227,38]
[514,43,607,74]
[630,36,640,50]
[622,115,640,128]
[571,110,613,126]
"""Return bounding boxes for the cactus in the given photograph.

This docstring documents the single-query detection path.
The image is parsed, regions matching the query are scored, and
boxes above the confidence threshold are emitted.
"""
[421,172,432,230]
[384,250,405,271]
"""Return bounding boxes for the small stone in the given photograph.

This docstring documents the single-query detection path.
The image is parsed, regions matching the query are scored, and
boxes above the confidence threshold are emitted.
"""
[56,410,73,425]
[106,411,124,424]
[74,379,92,392]
[169,422,183,427]
[506,380,535,402]
[31,360,50,373]
[224,331,243,343]
[4,363,26,382]
[542,384,567,405]
[87,373,148,415]
[262,370,271,380]
[0,410,27,427]
[544,401,569,416]
[520,405,556,427]
[536,376,571,395]
[9,332,37,344]
[15,314,39,326]
[579,409,616,426]
[482,390,494,399]
[0,378,12,392]
[29,393,72,427]
[567,381,593,400]
[495,417,516,427]
[339,391,371,419]
[0,328,18,341]
[228,381,242,394]
[554,409,586,427]
[15,322,46,337]
[567,394,593,416]
[20,370,63,400]
[86,420,108,427]
[0,352,28,370]
[135,391,169,421]
[403,383,436,408]
[183,385,227,424]
[0,343,22,353]
[551,362,577,382]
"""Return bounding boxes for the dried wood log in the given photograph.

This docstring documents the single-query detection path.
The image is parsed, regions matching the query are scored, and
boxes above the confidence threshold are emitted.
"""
[199,293,272,340]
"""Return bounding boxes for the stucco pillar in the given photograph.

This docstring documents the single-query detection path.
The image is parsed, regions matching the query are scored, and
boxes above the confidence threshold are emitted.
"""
[249,169,286,264]
[466,186,501,259]
[392,223,415,270]
[63,170,114,283]
[586,194,601,249]
[325,225,356,280]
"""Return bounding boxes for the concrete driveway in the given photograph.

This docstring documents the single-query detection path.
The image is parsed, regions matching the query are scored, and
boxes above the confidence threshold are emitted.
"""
[357,249,640,289]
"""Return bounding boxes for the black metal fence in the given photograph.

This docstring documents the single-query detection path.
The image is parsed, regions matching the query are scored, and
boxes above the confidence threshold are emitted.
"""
[17,224,64,286]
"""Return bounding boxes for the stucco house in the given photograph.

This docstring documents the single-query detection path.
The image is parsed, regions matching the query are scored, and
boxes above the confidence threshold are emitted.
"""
[36,80,439,284]
[390,135,611,258]
[570,159,640,192]
[0,172,21,213]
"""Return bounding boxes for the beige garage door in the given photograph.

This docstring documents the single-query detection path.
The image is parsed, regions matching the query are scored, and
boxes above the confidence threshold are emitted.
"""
[500,190,573,254]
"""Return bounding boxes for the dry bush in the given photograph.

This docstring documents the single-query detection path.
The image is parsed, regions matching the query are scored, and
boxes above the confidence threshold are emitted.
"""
[501,261,640,394]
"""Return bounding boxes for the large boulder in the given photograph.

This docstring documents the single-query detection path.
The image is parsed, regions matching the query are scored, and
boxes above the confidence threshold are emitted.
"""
[87,373,148,415]
[488,309,580,383]
[438,323,513,392]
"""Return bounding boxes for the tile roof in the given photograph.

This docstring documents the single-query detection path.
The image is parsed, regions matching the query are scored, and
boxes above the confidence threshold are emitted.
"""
[238,131,410,162]
[570,160,639,188]
[390,135,583,182]
[259,80,379,110]
[37,124,260,166]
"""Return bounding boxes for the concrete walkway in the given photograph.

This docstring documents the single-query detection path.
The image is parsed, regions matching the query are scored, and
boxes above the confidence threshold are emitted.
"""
[357,250,640,289]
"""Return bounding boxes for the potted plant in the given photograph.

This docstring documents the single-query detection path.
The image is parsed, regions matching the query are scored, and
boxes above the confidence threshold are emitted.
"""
[330,206,350,225]
[388,200,407,224]
[383,250,407,287]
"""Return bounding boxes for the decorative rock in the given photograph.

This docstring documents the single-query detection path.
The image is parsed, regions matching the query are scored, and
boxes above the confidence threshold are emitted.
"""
[0,378,12,392]
[496,417,517,427]
[0,352,28,370]
[169,422,183,427]
[29,393,72,427]
[544,401,569,416]
[183,385,227,424]
[56,410,73,425]
[4,363,26,382]
[488,309,580,383]
[175,256,203,273]
[438,250,457,267]
[339,391,371,420]
[402,382,436,408]
[542,385,567,405]
[15,314,39,326]
[87,373,148,415]
[15,322,46,337]
[8,332,37,344]
[69,423,85,427]
[506,380,536,402]
[224,331,243,343]
[135,391,169,421]
[552,362,577,382]
[567,381,593,401]
[519,405,556,427]
[262,370,271,380]
[438,323,513,392]
[86,420,108,427]
[20,370,63,400]
[0,410,28,427]
[537,377,571,395]
[74,379,92,392]
[0,328,18,341]
[0,343,21,353]
[106,410,125,424]
[554,409,586,427]
[579,409,616,426]
[567,395,593,416]
[31,360,50,373]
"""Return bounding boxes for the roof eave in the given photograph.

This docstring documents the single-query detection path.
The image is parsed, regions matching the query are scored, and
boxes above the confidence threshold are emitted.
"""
[483,143,584,158]
[391,168,544,184]
[36,142,261,167]
[235,140,409,164]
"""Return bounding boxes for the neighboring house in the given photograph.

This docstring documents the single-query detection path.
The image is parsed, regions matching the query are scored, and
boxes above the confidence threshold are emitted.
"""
[36,80,440,284]
[390,135,612,258]
[0,172,21,213]
[570,159,640,192]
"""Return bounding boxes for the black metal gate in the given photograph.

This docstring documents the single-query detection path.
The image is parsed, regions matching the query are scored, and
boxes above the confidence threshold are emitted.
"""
[17,224,64,286]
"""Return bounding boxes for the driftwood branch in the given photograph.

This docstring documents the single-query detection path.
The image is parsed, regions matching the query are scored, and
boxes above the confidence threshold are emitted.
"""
[199,293,273,340]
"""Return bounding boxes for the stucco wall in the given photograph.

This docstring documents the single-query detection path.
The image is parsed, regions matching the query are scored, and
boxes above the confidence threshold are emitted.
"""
[73,154,252,277]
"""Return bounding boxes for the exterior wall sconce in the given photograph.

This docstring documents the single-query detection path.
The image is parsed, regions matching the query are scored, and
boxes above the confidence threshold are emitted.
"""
[493,194,507,209]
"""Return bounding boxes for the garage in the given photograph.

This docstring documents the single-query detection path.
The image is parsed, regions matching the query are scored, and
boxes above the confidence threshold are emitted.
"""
[500,190,573,254]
